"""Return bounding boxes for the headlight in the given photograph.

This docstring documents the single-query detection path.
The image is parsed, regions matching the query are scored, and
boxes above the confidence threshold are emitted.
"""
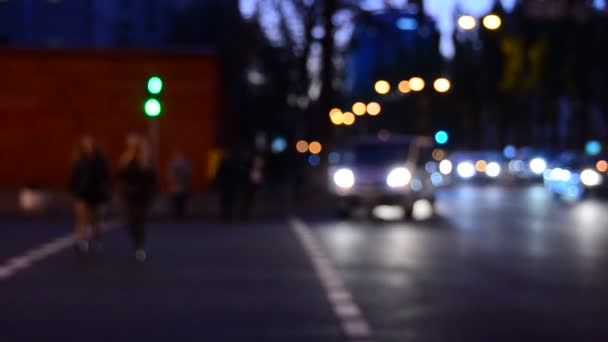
[333,168,355,189]
[386,167,411,188]
[550,168,572,182]
[529,158,547,175]
[486,162,501,178]
[439,160,453,175]
[581,169,602,187]
[457,162,476,179]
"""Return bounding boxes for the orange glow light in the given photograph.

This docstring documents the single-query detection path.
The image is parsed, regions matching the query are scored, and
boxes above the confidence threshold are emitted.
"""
[367,102,381,116]
[597,160,608,173]
[342,112,356,125]
[296,140,309,153]
[308,141,322,154]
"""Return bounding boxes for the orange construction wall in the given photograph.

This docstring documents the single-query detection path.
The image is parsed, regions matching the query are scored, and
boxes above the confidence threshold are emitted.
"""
[0,50,220,191]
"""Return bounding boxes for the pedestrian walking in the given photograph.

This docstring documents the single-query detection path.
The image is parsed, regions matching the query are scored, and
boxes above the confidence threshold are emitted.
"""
[118,133,157,262]
[167,151,193,219]
[70,135,111,253]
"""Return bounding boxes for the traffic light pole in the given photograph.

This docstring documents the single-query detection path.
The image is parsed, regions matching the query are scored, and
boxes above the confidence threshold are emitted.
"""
[148,119,160,176]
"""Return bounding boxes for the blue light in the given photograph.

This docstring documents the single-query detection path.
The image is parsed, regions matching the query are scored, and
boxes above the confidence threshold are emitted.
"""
[271,136,287,154]
[585,140,602,156]
[503,145,517,159]
[396,18,418,31]
[308,154,320,167]
[435,131,448,145]
[431,172,443,186]
[328,152,340,164]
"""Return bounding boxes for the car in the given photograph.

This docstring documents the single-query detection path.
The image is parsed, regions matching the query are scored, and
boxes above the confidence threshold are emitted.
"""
[327,135,438,218]
[447,150,507,183]
[507,147,559,182]
[544,152,608,200]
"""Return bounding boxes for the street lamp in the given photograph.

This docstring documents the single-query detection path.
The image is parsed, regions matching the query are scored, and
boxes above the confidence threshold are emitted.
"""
[330,109,344,125]
[433,78,451,93]
[398,80,411,94]
[342,112,356,125]
[352,102,367,116]
[482,14,502,30]
[409,77,425,92]
[367,102,381,116]
[458,15,477,31]
[374,80,391,95]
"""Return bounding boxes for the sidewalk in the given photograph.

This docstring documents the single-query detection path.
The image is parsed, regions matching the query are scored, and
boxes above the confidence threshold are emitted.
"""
[0,187,332,219]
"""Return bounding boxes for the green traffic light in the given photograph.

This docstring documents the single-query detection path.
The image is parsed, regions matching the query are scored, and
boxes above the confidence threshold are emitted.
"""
[144,98,162,117]
[147,76,163,94]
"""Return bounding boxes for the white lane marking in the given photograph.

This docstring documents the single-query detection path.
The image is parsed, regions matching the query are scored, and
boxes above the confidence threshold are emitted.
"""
[290,217,376,342]
[0,221,119,281]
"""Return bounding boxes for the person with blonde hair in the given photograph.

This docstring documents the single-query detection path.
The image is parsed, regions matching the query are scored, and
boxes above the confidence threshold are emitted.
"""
[118,133,157,261]
[70,135,111,253]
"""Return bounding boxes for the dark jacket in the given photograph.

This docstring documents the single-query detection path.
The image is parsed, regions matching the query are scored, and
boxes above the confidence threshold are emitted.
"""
[118,160,157,206]
[70,152,111,205]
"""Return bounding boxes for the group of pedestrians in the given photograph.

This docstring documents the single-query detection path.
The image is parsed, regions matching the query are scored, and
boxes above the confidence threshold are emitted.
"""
[70,133,157,262]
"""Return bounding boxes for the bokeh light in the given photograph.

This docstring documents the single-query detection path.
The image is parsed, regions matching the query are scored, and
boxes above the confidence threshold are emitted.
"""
[398,80,411,94]
[296,140,309,153]
[308,141,322,154]
[352,102,367,116]
[476,160,488,172]
[342,112,356,126]
[374,80,391,95]
[458,15,477,30]
[434,131,448,145]
[432,149,445,161]
[585,140,602,156]
[308,154,321,166]
[409,77,425,92]
[271,136,287,154]
[330,110,344,125]
[367,102,382,116]
[483,14,502,30]
[433,78,451,93]
[597,160,608,173]
[439,160,453,175]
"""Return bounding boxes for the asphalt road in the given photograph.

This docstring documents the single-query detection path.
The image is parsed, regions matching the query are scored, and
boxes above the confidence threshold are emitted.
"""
[2,184,608,341]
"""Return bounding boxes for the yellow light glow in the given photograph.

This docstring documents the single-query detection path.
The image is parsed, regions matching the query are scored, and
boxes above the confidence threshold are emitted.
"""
[433,78,451,93]
[296,140,309,153]
[398,80,411,94]
[432,149,445,161]
[352,102,367,116]
[308,141,322,155]
[366,102,381,116]
[597,160,608,173]
[330,110,344,125]
[329,108,342,117]
[483,14,501,30]
[374,80,391,95]
[342,112,356,126]
[475,160,488,172]
[409,77,425,92]
[458,15,477,31]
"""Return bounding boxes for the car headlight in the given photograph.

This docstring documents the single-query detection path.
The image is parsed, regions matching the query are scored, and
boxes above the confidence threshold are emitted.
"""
[581,169,602,187]
[439,160,453,175]
[386,167,411,188]
[457,161,476,179]
[333,168,355,189]
[486,162,501,178]
[529,158,547,175]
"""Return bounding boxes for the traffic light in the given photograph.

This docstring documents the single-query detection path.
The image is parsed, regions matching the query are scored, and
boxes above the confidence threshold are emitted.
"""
[435,130,448,145]
[144,76,163,117]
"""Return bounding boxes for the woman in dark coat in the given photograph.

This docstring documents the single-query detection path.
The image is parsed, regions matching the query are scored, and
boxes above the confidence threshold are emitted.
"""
[70,135,111,253]
[118,133,157,262]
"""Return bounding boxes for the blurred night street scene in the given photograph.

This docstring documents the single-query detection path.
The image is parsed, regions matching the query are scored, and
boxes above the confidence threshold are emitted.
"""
[3,0,608,341]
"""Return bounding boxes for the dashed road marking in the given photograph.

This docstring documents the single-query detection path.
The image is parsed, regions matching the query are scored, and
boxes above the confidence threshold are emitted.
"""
[0,222,119,281]
[290,217,375,342]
